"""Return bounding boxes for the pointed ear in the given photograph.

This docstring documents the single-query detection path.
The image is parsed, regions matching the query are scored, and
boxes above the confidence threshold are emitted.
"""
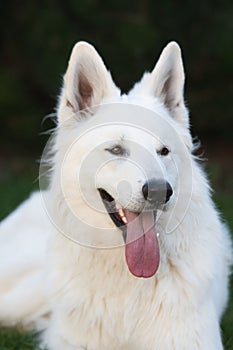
[132,42,189,127]
[58,41,119,123]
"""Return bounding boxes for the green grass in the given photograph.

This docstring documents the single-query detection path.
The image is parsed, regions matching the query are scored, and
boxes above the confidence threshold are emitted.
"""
[0,328,44,350]
[0,176,232,349]
[0,177,38,222]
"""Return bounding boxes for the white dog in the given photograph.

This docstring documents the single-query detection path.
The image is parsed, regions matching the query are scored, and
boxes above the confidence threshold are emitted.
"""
[0,41,232,350]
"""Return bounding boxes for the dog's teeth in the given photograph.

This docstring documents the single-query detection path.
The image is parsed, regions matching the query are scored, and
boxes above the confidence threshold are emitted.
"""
[118,208,124,217]
[117,208,127,224]
[122,216,127,224]
[157,232,160,238]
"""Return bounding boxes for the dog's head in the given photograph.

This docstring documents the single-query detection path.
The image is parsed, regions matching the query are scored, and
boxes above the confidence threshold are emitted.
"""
[50,41,193,278]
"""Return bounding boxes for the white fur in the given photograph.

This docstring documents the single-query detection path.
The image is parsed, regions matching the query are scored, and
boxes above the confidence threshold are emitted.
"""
[0,42,232,350]
[0,191,51,329]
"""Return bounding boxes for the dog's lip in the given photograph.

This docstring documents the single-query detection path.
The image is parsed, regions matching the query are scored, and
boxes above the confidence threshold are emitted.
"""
[98,188,157,218]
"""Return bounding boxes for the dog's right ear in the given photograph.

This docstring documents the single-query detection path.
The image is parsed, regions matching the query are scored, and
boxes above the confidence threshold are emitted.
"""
[58,42,119,123]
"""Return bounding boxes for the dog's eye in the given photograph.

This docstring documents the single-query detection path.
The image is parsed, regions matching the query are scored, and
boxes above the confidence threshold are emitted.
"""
[158,146,170,156]
[106,145,125,156]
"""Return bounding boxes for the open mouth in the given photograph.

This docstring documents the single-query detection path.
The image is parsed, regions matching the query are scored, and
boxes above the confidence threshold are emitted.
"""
[98,188,160,279]
[98,189,128,232]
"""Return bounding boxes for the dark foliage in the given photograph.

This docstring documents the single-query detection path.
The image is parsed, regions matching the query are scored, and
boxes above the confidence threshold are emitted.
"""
[0,0,233,154]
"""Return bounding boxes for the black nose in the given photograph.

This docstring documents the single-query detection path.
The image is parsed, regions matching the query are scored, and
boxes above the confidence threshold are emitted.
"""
[142,179,173,205]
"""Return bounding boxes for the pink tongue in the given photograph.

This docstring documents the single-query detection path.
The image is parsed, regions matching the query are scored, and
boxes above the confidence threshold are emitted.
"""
[125,211,160,278]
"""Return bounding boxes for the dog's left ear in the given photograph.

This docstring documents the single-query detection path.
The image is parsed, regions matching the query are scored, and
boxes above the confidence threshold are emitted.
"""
[58,41,119,123]
[132,42,189,127]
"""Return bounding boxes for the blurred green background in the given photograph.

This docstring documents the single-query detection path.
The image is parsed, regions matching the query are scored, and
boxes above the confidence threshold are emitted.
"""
[0,0,232,349]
